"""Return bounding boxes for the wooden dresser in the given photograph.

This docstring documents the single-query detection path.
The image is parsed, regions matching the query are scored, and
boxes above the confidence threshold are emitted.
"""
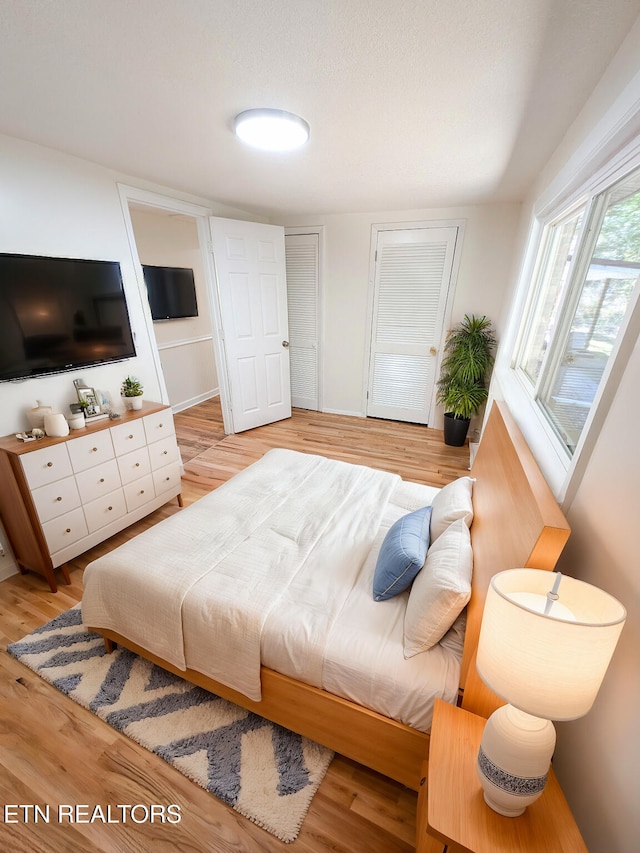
[0,402,182,592]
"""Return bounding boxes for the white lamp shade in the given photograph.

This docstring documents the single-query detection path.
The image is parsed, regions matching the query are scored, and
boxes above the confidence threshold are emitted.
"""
[234,109,310,151]
[476,569,626,720]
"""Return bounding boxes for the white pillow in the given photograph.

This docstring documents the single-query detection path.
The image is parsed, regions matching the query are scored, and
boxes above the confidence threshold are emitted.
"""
[403,518,472,657]
[430,476,474,541]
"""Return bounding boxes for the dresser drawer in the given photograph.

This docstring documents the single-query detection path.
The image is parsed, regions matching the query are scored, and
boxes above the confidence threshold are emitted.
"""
[143,409,176,444]
[20,444,72,489]
[117,447,151,485]
[75,459,121,504]
[148,435,179,470]
[42,507,89,554]
[123,474,155,512]
[110,420,146,457]
[67,430,115,473]
[31,477,81,524]
[152,461,181,495]
[83,489,127,533]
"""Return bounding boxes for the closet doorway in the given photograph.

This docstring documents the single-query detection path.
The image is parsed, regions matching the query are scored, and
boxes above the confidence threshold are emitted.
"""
[366,222,464,425]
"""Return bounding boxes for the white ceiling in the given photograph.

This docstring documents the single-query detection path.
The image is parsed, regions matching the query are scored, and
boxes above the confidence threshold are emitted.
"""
[1,0,639,218]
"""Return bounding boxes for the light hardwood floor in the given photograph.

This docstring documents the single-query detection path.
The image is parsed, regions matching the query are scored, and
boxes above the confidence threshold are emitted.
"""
[0,399,469,853]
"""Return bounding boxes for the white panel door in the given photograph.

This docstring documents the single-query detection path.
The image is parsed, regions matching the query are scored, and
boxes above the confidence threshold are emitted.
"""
[367,227,458,424]
[285,232,319,410]
[210,218,291,432]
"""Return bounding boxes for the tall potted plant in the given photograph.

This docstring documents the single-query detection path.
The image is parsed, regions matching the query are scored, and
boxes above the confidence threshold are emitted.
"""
[436,314,496,446]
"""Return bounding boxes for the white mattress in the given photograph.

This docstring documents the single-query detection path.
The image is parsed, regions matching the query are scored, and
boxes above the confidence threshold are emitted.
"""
[83,450,464,733]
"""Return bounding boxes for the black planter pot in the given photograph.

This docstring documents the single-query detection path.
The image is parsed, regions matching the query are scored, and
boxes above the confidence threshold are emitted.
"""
[443,412,471,447]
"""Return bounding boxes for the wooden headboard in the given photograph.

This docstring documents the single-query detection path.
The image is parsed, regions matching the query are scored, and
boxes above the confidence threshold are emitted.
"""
[461,400,571,718]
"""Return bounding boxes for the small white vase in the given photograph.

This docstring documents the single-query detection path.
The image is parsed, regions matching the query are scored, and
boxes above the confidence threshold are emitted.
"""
[44,412,70,438]
[124,396,143,411]
[67,413,86,430]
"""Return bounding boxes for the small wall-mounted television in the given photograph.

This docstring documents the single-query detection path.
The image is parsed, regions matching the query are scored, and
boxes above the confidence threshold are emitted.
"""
[142,265,198,321]
[0,252,137,382]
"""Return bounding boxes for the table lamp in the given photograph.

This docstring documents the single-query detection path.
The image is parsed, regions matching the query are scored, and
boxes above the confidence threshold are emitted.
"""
[475,568,626,817]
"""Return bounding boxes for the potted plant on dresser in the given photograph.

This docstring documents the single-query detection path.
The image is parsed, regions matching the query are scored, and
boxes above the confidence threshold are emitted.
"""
[121,376,144,410]
[436,314,496,446]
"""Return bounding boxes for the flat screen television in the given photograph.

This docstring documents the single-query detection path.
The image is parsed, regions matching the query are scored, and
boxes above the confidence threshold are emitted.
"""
[0,252,137,382]
[143,265,198,320]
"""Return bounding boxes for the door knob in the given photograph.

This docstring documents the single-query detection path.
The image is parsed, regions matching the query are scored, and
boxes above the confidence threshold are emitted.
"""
[282,340,290,348]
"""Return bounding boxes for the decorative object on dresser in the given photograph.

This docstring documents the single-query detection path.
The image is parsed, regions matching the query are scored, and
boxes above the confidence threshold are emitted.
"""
[26,400,52,430]
[43,411,70,437]
[121,375,144,410]
[475,568,626,816]
[67,412,86,430]
[0,402,183,592]
[74,377,108,421]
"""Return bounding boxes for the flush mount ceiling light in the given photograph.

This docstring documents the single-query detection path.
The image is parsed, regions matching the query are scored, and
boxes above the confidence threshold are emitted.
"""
[234,108,310,151]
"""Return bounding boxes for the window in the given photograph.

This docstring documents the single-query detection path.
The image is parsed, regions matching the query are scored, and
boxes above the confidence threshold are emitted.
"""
[514,165,640,456]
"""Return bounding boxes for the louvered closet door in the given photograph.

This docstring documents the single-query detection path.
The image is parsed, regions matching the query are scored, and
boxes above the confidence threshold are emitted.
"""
[285,233,319,410]
[367,227,458,424]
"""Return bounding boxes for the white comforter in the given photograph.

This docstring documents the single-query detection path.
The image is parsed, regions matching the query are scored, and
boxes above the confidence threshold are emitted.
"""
[82,449,400,701]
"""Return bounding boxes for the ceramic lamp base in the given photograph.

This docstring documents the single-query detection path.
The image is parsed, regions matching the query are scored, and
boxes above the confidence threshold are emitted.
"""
[477,704,556,817]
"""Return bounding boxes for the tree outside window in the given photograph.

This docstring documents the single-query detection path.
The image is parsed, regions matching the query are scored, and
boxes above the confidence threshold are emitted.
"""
[515,166,640,455]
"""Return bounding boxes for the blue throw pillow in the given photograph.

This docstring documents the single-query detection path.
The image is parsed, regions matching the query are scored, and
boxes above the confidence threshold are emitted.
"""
[373,506,432,601]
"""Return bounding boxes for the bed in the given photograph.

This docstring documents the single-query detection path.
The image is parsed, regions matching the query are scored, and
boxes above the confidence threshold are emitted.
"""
[82,400,570,791]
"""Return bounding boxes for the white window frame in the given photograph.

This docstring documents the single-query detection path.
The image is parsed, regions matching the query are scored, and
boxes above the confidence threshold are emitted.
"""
[496,133,640,508]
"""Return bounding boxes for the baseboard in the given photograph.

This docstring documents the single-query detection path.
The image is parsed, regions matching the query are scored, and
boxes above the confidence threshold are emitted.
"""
[171,389,219,414]
[0,525,18,582]
[321,408,365,418]
[0,564,18,582]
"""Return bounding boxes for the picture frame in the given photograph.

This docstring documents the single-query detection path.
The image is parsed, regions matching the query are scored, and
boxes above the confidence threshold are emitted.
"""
[77,386,102,418]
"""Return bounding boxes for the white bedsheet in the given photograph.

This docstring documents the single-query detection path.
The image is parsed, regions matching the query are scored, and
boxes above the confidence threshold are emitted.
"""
[82,449,464,730]
[260,479,464,731]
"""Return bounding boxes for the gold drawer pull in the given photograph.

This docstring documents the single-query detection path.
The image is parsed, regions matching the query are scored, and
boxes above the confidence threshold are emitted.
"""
[162,450,168,455]
[165,476,170,482]
[47,462,53,468]
[65,528,71,534]
[159,423,163,428]
[56,496,62,502]
[135,462,140,467]
[100,478,105,483]
[128,434,134,439]
[139,489,145,495]
[92,447,98,452]
[107,506,113,511]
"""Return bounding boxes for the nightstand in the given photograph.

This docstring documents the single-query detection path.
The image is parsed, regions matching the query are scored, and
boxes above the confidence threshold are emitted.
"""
[416,699,588,853]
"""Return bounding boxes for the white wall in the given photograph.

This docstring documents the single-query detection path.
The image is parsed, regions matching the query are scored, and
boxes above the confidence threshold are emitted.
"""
[0,134,250,437]
[0,521,18,583]
[129,207,219,410]
[494,18,640,852]
[0,135,156,434]
[275,204,520,424]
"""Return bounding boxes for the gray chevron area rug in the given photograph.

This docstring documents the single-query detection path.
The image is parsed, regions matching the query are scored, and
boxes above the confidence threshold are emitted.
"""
[7,606,334,843]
